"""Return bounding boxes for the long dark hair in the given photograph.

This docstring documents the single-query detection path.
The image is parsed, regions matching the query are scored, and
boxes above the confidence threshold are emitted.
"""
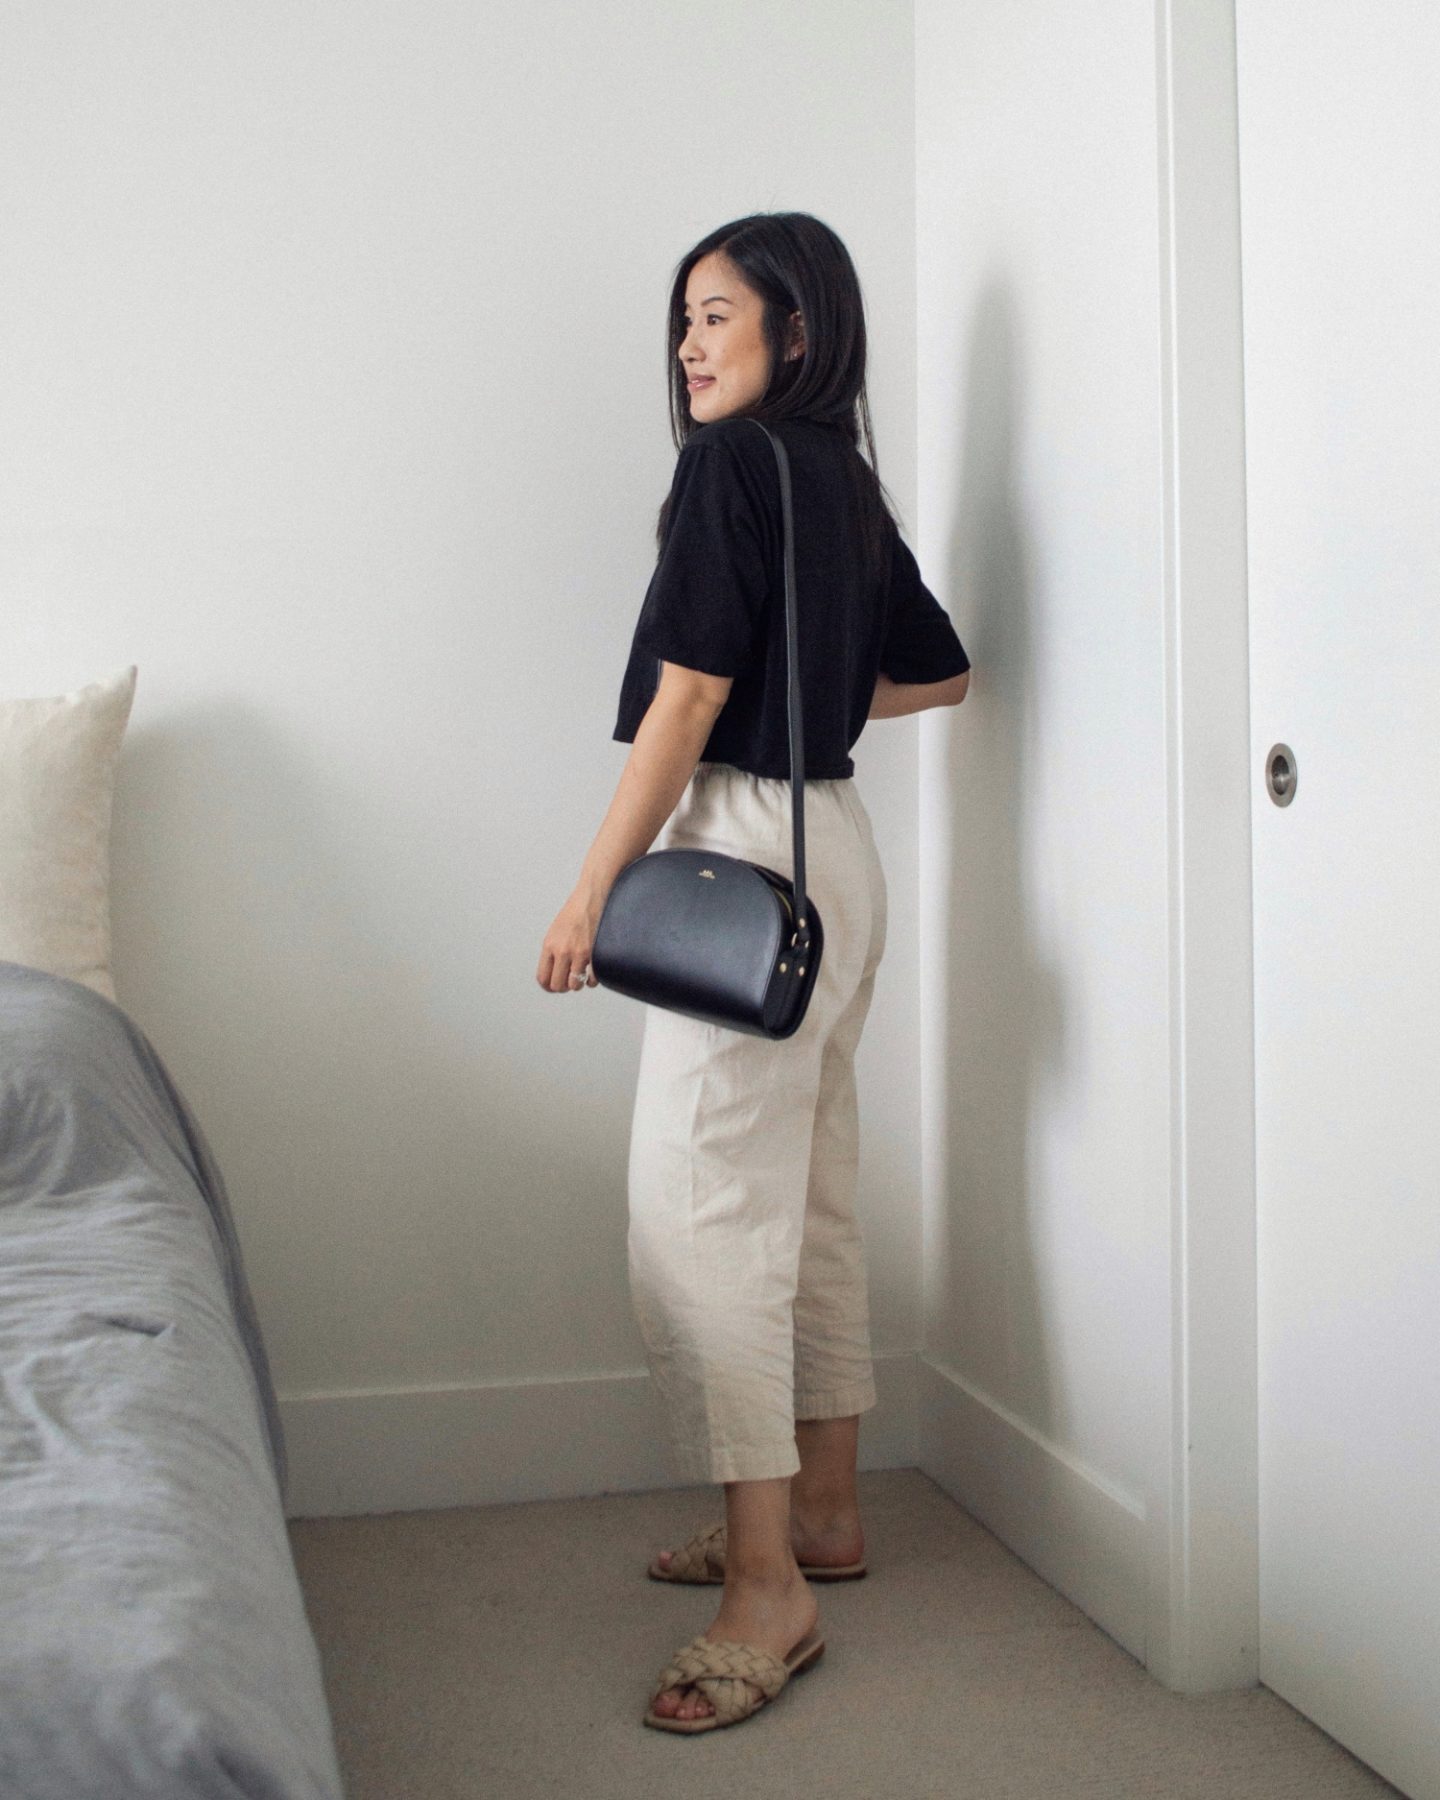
[655,211,901,596]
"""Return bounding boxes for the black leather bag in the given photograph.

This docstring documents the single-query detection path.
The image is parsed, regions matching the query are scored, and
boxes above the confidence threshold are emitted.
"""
[590,418,823,1039]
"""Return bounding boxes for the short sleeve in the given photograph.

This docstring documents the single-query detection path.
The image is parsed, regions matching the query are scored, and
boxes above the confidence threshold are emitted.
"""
[630,434,770,678]
[878,527,971,683]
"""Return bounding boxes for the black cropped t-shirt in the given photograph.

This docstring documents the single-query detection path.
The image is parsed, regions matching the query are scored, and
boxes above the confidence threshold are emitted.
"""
[611,415,971,780]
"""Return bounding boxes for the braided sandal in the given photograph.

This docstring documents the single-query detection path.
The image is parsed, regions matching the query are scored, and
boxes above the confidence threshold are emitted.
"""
[644,1627,826,1733]
[646,1519,867,1584]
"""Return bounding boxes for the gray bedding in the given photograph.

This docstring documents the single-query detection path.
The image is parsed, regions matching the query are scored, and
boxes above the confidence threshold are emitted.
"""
[0,961,343,1799]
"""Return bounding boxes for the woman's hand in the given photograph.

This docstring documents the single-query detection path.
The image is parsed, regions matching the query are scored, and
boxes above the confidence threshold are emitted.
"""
[537,886,604,994]
[538,674,727,1001]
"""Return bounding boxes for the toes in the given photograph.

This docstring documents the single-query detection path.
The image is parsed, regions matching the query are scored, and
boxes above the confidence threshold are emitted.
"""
[657,1548,673,1570]
[653,1682,713,1719]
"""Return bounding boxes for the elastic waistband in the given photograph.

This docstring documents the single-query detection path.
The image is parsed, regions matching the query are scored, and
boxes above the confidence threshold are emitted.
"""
[670,763,876,872]
[694,759,853,788]
[683,761,872,841]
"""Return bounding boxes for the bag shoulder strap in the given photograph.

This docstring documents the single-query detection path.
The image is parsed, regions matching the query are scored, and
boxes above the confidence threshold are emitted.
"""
[745,418,810,941]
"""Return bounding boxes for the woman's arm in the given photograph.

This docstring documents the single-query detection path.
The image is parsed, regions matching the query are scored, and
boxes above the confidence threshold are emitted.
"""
[867,669,970,719]
[538,662,730,994]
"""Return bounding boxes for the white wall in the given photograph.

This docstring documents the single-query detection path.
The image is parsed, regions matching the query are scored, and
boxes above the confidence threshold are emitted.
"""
[914,0,1259,1691]
[0,4,933,1510]
[915,0,1172,1661]
[5,7,1264,1685]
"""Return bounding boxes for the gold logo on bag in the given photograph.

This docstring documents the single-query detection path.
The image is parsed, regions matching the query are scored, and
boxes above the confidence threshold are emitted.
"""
[699,869,715,878]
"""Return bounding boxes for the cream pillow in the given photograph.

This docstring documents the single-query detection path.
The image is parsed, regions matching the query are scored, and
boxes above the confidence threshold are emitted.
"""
[0,666,138,1004]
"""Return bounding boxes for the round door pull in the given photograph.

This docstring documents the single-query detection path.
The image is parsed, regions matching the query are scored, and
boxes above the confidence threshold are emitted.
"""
[1266,742,1297,807]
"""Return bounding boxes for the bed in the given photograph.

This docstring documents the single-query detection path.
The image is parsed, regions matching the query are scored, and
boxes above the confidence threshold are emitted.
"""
[0,958,345,1800]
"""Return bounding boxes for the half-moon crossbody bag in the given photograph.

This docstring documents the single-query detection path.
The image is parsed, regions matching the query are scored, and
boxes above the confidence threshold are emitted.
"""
[590,417,823,1040]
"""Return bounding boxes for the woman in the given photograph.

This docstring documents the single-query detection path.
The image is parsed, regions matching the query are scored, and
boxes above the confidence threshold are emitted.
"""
[537,212,971,1733]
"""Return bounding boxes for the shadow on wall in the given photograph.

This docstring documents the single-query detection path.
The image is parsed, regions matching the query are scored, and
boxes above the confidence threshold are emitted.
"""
[932,271,1068,1441]
[107,699,643,1397]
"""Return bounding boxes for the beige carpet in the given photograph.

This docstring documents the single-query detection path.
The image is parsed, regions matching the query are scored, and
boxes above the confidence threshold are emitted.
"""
[286,1466,1402,1799]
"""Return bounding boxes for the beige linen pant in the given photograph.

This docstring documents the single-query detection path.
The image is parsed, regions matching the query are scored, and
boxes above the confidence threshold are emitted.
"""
[625,759,888,1483]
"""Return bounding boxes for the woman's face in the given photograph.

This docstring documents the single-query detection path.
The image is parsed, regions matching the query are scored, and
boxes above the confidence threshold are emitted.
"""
[678,252,803,421]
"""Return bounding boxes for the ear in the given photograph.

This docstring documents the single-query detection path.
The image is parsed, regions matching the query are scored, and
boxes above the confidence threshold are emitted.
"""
[787,310,806,360]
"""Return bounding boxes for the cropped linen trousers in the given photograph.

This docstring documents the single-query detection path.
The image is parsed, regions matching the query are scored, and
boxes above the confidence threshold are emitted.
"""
[625,759,888,1483]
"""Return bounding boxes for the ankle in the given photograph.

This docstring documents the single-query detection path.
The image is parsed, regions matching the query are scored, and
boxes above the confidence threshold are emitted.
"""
[723,1560,808,1593]
[789,1489,860,1526]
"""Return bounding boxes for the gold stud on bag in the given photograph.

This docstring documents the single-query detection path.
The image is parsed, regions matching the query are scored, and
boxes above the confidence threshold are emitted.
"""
[590,419,823,1039]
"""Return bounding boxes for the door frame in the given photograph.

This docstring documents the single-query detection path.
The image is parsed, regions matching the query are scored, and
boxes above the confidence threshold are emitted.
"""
[1146,0,1260,1691]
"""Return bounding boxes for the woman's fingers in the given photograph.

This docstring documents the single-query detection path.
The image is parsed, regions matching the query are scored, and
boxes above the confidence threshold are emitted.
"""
[537,946,594,992]
[539,893,600,991]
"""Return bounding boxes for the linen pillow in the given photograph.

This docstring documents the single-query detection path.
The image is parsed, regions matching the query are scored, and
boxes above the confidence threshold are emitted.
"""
[0,666,138,1003]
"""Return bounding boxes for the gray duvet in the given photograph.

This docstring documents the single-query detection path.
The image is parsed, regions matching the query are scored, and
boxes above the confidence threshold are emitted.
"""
[0,961,343,1800]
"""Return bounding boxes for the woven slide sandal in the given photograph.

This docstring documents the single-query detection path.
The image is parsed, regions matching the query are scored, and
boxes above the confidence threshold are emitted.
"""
[643,1628,826,1733]
[647,1519,867,1584]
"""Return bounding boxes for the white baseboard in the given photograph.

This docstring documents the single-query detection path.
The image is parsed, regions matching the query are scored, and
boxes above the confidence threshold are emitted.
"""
[278,1350,921,1519]
[279,1352,1148,1666]
[916,1355,1149,1662]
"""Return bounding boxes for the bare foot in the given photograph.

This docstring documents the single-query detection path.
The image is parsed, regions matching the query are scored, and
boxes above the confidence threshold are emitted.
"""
[654,1507,864,1577]
[651,1569,820,1721]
